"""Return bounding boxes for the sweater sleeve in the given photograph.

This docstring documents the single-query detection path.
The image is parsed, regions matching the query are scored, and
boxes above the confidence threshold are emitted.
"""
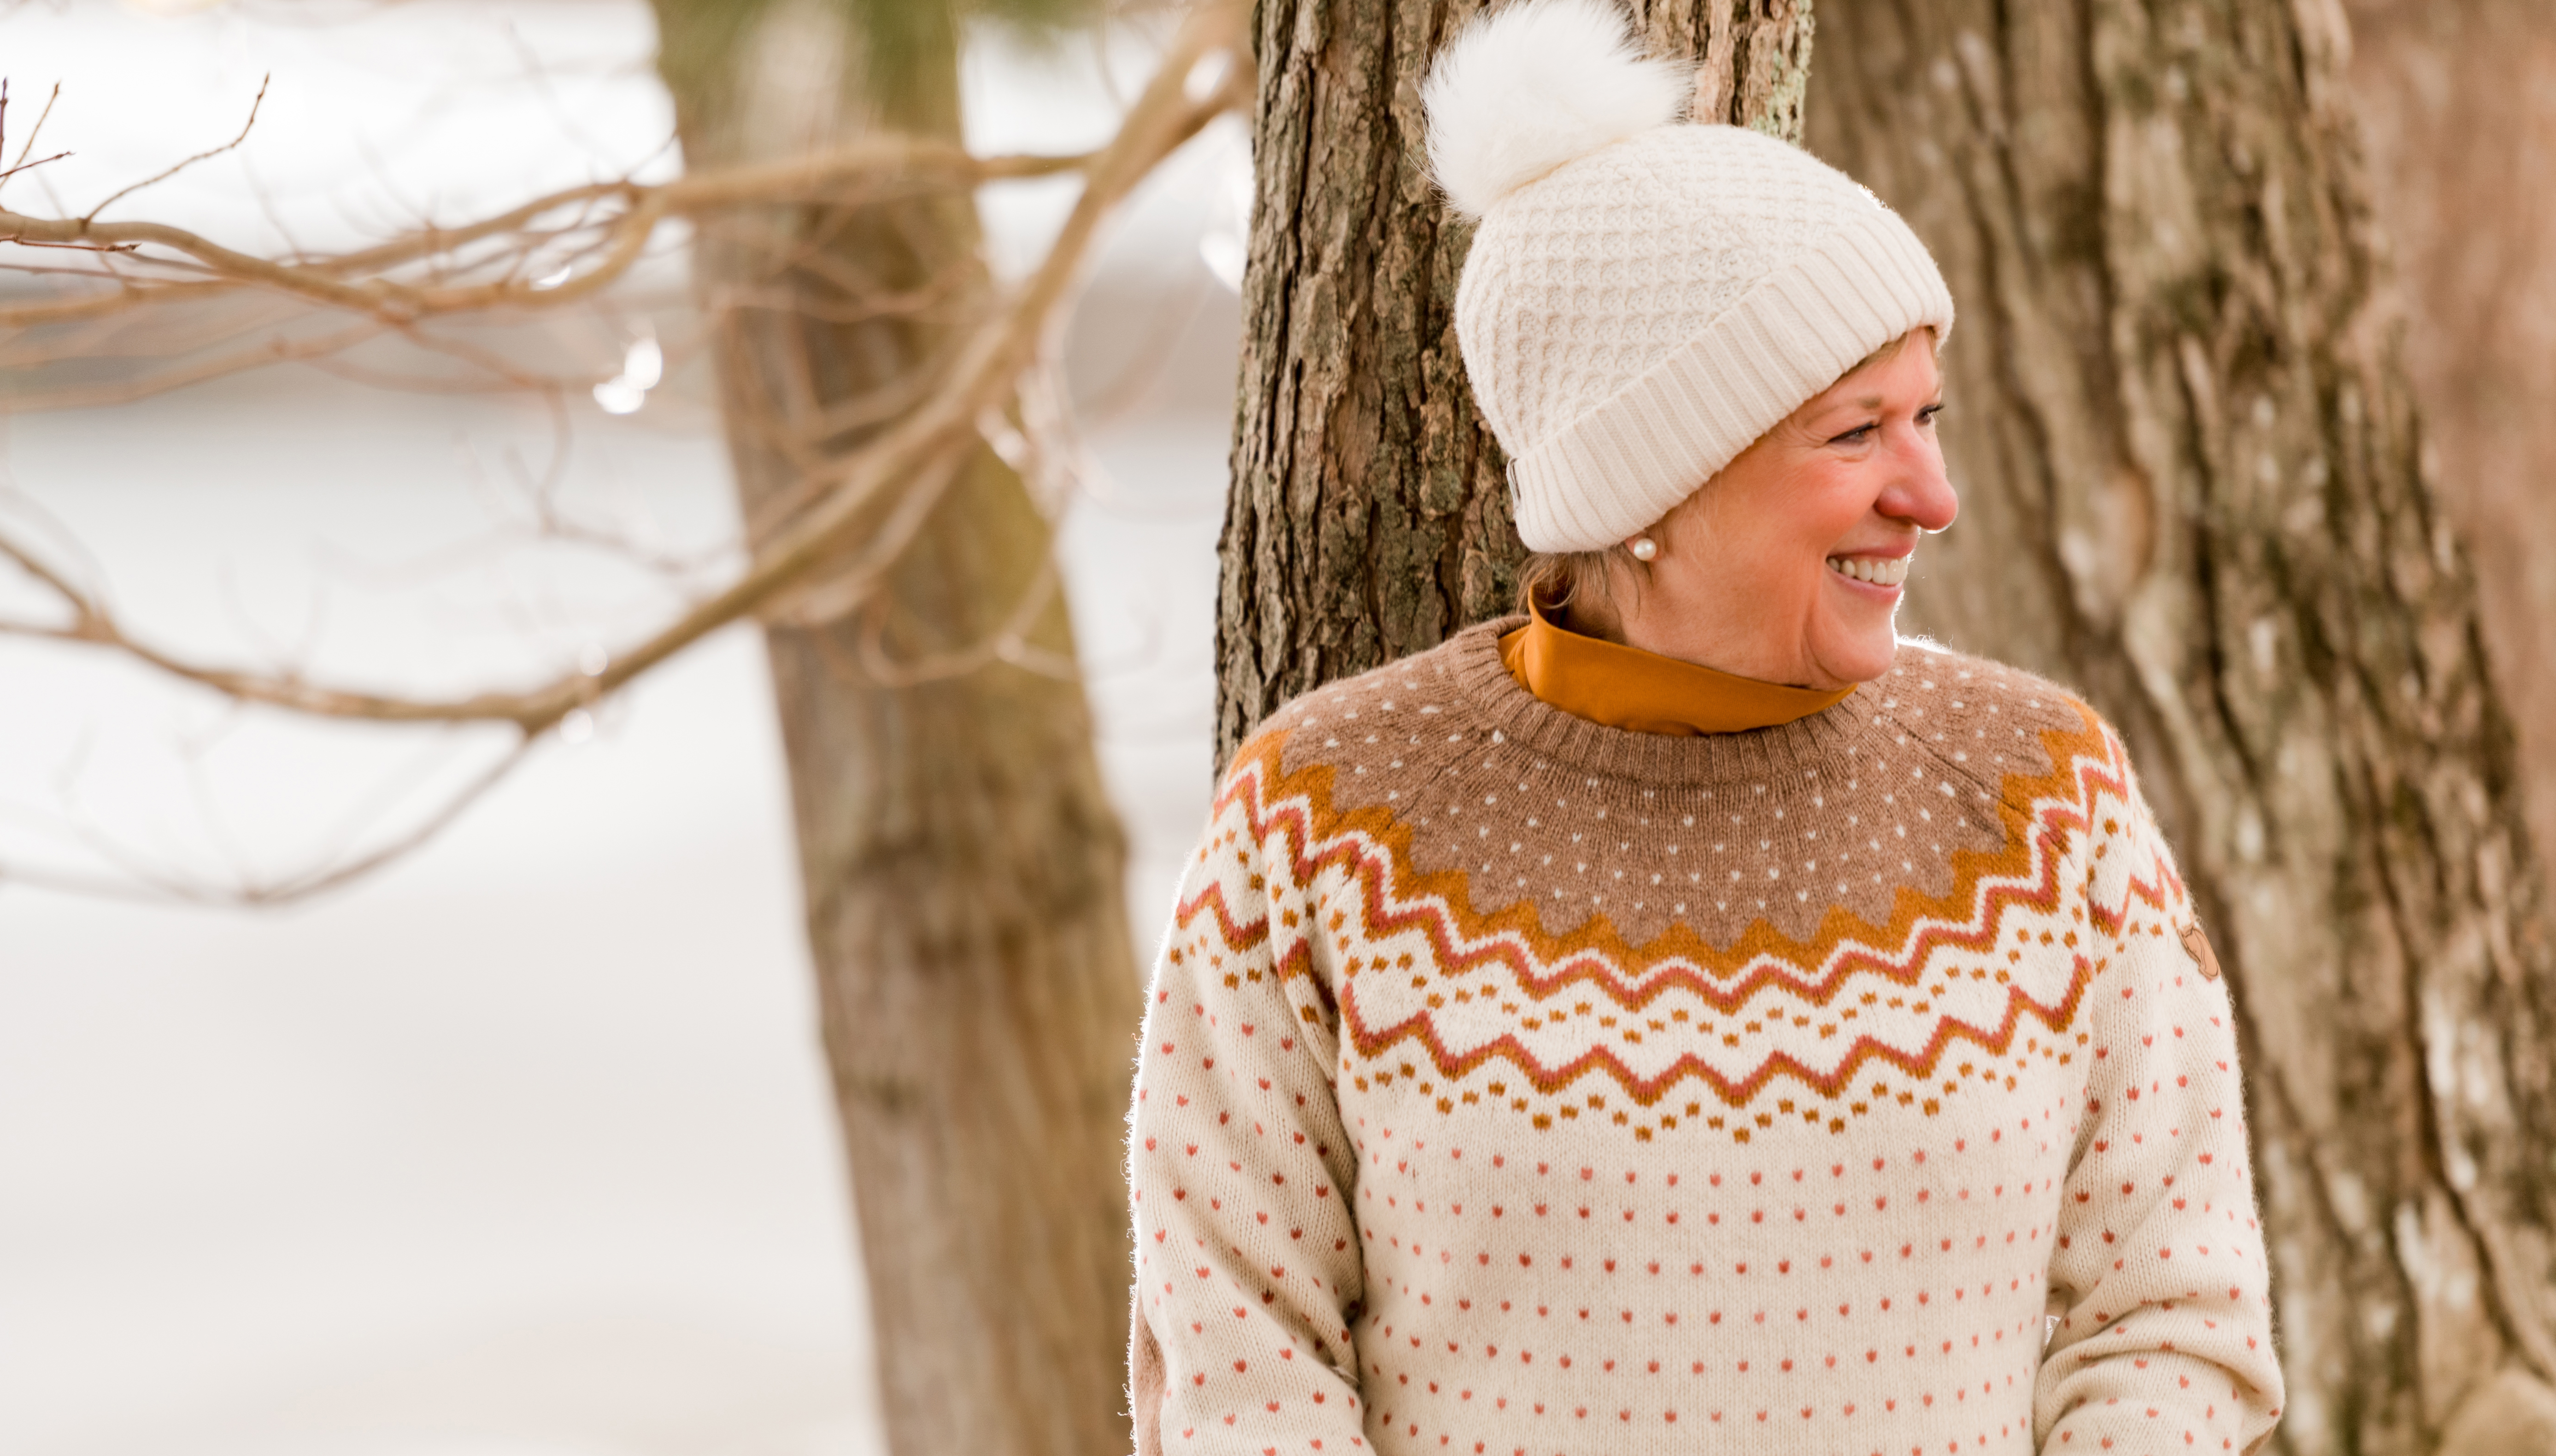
[2034,734,2284,1454]
[1128,746,1369,1455]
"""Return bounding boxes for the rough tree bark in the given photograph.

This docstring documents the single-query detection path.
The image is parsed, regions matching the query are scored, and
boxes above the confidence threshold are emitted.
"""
[650,4,1140,1455]
[1216,0,1813,767]
[2341,0,2556,916]
[1806,3,2556,1451]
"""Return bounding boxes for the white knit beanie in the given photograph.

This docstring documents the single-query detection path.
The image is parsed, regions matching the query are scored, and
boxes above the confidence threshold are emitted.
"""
[1425,0,1956,553]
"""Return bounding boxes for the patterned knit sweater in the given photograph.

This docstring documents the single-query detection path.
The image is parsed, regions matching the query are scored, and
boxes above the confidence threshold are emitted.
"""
[1128,619,2283,1456]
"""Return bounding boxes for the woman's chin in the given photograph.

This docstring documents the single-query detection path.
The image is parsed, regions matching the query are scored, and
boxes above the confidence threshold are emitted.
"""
[1810,627,1901,687]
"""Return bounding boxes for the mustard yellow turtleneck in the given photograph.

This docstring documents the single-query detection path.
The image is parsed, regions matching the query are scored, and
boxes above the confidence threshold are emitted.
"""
[1497,600,1853,735]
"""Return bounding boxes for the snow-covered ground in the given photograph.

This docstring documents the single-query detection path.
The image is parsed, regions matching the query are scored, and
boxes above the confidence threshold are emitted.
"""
[0,5,1235,1454]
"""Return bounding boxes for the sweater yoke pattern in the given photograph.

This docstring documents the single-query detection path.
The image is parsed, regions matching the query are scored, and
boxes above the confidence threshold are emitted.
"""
[1129,622,2283,1456]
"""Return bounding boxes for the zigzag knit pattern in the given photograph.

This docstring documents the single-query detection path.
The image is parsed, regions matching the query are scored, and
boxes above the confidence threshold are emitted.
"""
[1128,620,2283,1456]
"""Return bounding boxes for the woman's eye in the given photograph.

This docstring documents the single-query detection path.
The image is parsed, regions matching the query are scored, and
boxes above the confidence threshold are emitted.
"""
[1832,423,1877,446]
[1918,404,1946,426]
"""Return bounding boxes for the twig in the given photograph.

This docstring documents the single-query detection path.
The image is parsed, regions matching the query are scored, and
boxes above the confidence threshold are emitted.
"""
[0,278,229,331]
[760,439,978,632]
[240,152,316,264]
[0,731,536,908]
[0,235,136,253]
[0,80,61,201]
[852,547,1075,687]
[0,322,385,411]
[0,289,306,369]
[83,75,270,223]
[0,150,68,185]
[237,734,538,905]
[501,18,629,173]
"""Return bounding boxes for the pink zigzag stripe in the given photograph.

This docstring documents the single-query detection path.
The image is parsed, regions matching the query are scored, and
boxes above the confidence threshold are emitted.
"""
[1335,953,2096,1106]
[1170,720,2188,1102]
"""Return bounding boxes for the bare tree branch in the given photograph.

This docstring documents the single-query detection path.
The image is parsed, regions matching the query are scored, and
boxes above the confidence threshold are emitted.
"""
[0,277,229,329]
[0,731,536,908]
[0,322,387,410]
[0,148,68,185]
[0,79,63,202]
[0,0,1249,741]
[81,75,270,223]
[0,4,1247,909]
[0,137,1096,327]
[852,547,1075,687]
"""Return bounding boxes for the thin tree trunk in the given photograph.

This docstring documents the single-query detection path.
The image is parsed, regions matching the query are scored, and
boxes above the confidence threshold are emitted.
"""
[1805,3,2556,1450]
[650,5,1140,1455]
[1215,0,1812,767]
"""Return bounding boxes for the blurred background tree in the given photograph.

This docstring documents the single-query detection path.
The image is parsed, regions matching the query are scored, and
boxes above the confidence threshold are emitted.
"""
[649,3,1139,1451]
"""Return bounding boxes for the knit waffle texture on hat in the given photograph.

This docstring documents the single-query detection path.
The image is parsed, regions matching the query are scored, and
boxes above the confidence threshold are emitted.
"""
[1427,0,1957,552]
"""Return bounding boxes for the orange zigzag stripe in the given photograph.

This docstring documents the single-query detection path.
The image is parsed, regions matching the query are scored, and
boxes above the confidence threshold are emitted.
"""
[1169,705,2186,1102]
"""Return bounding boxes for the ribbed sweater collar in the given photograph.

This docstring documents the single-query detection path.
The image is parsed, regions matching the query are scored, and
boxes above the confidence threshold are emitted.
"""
[1442,617,1883,790]
[1496,601,1853,736]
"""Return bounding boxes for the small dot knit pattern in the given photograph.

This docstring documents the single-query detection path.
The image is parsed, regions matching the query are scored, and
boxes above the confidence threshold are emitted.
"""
[1127,620,2283,1456]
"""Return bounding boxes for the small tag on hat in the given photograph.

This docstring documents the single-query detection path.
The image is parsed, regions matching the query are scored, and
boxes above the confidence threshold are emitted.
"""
[2178,921,2222,980]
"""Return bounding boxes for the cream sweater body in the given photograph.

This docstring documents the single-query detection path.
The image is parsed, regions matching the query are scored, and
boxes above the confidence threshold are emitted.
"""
[1128,622,2282,1456]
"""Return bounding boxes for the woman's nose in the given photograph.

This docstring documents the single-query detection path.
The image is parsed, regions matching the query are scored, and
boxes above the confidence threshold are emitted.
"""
[1881,427,1958,533]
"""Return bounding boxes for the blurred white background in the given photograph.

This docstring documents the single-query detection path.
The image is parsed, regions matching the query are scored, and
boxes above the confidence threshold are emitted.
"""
[0,4,1240,1453]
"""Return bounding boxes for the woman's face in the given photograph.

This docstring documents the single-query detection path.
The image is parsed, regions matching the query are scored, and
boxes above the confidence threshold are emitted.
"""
[1614,334,1956,690]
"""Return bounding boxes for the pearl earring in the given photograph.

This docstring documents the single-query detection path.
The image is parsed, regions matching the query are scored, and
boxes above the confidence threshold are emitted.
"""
[1629,536,1658,562]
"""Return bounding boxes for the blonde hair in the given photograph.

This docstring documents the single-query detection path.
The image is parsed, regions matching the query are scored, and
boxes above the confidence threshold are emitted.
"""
[1516,544,1626,619]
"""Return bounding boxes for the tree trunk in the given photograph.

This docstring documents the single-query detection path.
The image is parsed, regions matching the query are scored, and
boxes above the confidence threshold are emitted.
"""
[1804,3,2556,1451]
[650,5,1140,1455]
[1215,0,1812,767]
[2340,0,2556,921]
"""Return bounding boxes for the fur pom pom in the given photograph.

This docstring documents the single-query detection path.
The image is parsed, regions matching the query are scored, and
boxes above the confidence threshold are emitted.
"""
[1422,0,1688,219]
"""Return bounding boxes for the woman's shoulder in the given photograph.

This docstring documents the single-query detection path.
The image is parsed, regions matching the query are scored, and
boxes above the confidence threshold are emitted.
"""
[1879,637,2096,716]
[1868,638,2126,807]
[1228,627,1498,771]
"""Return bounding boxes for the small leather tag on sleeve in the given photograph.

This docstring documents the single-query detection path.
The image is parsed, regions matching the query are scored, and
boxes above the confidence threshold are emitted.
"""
[2179,921,2222,980]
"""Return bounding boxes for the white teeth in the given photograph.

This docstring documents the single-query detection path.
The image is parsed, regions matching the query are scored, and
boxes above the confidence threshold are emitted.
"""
[1827,554,1911,587]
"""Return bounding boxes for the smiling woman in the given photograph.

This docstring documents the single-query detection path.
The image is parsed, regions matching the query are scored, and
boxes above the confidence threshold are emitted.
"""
[1127,2,2284,1453]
